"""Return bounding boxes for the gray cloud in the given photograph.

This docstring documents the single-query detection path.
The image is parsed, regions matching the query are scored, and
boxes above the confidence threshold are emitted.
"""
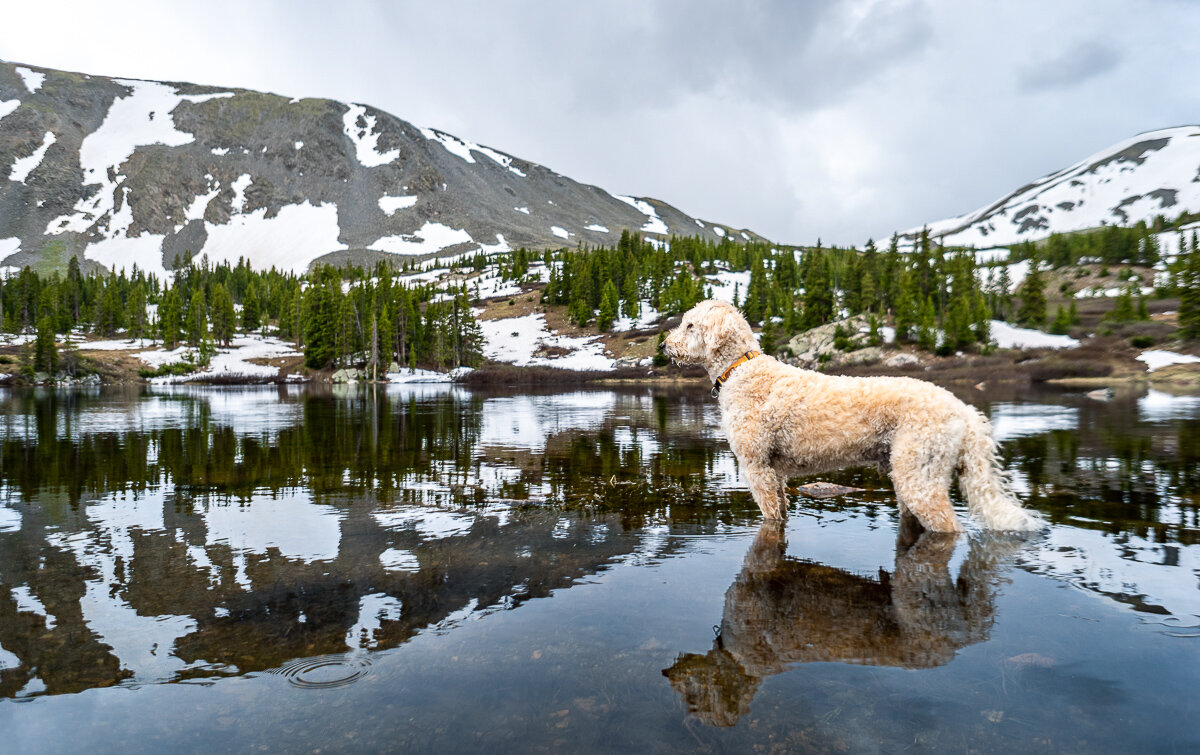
[2,0,1197,246]
[1018,39,1122,92]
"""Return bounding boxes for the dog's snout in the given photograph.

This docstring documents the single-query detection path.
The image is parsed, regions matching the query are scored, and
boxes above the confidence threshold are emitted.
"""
[658,338,666,353]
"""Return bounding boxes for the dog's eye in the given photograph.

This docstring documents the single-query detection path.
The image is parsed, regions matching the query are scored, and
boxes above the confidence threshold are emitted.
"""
[686,323,693,330]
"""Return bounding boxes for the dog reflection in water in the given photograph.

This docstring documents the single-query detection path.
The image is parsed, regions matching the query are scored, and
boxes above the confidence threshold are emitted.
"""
[663,518,1025,727]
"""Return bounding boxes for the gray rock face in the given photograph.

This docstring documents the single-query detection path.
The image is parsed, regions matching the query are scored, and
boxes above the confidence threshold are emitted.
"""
[0,61,762,276]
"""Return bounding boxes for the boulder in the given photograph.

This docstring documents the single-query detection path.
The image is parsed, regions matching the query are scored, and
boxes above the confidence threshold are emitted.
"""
[784,315,881,368]
[884,353,920,368]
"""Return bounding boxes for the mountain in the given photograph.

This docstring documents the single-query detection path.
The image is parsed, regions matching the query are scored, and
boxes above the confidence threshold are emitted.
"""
[0,61,760,277]
[908,126,1200,248]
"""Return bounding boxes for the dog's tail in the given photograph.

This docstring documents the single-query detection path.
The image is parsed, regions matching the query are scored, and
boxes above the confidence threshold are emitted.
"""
[957,411,1043,531]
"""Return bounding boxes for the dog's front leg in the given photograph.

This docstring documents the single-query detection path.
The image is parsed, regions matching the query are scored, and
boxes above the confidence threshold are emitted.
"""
[743,461,787,520]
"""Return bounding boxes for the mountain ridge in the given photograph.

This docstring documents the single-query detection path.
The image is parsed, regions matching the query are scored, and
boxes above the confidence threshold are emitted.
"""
[0,60,762,278]
[904,125,1200,249]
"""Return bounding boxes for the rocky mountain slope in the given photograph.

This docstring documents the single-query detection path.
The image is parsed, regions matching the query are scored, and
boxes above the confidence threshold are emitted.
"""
[907,126,1200,248]
[0,61,759,277]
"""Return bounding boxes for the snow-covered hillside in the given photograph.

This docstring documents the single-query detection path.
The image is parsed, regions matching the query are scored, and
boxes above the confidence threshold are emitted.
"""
[0,61,760,277]
[910,126,1200,248]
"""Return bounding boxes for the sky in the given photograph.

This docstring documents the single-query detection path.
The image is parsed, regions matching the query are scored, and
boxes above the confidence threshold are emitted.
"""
[3,0,1199,246]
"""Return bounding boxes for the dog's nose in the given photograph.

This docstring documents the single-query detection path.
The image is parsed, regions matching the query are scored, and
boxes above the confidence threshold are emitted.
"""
[658,339,666,353]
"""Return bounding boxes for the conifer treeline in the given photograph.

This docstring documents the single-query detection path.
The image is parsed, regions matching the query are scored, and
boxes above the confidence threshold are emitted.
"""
[536,229,1000,354]
[3,257,484,374]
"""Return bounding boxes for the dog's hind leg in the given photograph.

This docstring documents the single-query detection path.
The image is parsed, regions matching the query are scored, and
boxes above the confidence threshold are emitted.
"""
[889,425,964,534]
[744,460,788,520]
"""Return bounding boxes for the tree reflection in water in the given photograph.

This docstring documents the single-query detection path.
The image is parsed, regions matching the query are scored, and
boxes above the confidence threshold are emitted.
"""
[664,516,1028,727]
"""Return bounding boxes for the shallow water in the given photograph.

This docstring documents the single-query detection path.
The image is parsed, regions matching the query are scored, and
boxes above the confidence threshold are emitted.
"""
[0,382,1197,753]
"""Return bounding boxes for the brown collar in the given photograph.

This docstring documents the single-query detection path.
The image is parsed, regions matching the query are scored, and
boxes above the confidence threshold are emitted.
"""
[711,350,760,397]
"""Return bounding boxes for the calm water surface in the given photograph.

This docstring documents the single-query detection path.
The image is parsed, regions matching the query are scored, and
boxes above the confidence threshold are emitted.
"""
[0,382,1197,753]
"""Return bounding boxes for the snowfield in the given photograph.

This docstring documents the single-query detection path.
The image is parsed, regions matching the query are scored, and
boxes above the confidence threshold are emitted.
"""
[913,126,1200,248]
[989,320,1078,350]
[1137,350,1200,372]
[372,222,473,256]
[480,313,615,371]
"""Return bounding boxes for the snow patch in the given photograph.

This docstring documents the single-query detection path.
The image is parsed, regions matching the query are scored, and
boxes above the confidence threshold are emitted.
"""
[1137,389,1200,422]
[613,194,669,234]
[0,99,19,122]
[203,491,342,562]
[380,548,420,572]
[8,131,55,183]
[342,103,400,167]
[585,224,610,233]
[184,177,220,222]
[374,506,475,540]
[613,301,661,332]
[514,206,530,215]
[229,173,252,213]
[417,126,526,176]
[0,237,19,259]
[1136,350,1200,372]
[989,403,1079,442]
[84,233,167,279]
[550,225,570,239]
[989,320,1078,350]
[372,221,472,256]
[705,270,751,303]
[15,67,44,93]
[378,195,418,215]
[203,202,344,274]
[480,313,614,371]
[0,505,19,532]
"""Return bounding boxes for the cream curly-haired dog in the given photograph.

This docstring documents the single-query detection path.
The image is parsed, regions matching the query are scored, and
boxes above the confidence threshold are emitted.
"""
[662,300,1041,532]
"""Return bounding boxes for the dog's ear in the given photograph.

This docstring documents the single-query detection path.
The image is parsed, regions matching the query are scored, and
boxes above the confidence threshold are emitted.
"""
[702,304,737,353]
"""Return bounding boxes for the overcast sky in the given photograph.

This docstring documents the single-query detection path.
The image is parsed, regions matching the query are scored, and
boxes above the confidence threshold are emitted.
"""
[3,0,1198,245]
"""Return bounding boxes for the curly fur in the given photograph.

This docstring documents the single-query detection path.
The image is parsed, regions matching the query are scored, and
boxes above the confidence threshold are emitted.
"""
[662,300,1042,532]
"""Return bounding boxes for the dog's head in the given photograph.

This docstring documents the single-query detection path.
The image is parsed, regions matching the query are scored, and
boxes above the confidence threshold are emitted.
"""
[661,300,757,368]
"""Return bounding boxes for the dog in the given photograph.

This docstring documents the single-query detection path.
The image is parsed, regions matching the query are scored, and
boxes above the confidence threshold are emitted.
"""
[661,300,1041,532]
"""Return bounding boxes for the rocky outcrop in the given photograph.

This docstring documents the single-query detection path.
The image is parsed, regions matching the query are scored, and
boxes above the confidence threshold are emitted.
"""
[782,314,888,368]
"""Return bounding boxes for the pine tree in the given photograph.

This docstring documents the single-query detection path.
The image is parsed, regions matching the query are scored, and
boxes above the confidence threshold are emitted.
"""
[127,284,148,340]
[34,315,57,374]
[800,249,833,330]
[894,271,918,343]
[1106,283,1136,323]
[760,318,778,355]
[303,281,338,368]
[378,305,395,368]
[917,296,938,352]
[597,280,619,331]
[742,253,768,324]
[1050,304,1072,335]
[210,283,236,346]
[242,283,261,332]
[1178,238,1200,339]
[185,289,209,347]
[1016,262,1046,326]
[95,279,126,336]
[971,289,991,344]
[159,288,183,348]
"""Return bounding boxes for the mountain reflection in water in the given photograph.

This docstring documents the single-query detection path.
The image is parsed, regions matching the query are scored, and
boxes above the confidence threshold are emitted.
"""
[0,382,1197,715]
[665,518,1026,726]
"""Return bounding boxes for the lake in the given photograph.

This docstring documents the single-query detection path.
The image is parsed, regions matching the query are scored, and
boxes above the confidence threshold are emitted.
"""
[0,382,1197,753]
